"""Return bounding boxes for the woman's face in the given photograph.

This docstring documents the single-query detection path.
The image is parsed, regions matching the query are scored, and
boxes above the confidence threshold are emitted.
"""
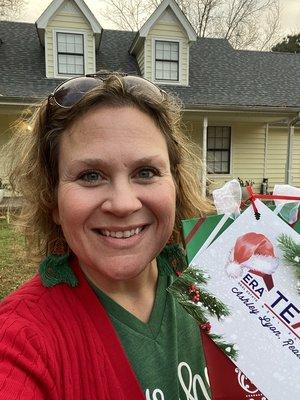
[53,105,176,287]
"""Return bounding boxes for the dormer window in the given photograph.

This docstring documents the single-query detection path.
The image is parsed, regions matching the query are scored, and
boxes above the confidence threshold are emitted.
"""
[155,40,179,81]
[56,32,84,76]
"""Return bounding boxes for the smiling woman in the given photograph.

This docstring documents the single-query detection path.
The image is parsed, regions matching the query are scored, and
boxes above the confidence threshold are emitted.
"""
[0,72,213,400]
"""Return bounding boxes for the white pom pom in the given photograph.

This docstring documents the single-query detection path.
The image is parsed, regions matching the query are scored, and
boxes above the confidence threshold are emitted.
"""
[244,254,279,274]
[226,262,243,278]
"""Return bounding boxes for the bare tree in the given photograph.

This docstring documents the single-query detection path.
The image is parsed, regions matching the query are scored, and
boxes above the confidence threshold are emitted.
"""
[0,0,27,21]
[100,0,281,50]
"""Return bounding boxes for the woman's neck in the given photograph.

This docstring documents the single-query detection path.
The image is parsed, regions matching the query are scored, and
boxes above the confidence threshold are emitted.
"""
[83,259,159,323]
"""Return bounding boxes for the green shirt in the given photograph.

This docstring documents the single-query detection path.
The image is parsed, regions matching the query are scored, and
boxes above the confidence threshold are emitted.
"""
[92,255,211,400]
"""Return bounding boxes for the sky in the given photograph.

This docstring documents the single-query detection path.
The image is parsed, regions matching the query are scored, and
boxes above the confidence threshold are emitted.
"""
[16,0,300,38]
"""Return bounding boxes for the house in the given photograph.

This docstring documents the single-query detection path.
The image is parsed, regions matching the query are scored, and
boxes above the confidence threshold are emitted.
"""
[0,0,299,197]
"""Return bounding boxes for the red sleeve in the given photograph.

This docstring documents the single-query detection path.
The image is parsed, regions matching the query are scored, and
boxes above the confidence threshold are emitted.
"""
[0,315,56,400]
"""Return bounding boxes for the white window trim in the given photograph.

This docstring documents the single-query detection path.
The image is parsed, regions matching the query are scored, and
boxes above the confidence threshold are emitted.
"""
[53,28,88,79]
[151,37,182,85]
[207,125,233,177]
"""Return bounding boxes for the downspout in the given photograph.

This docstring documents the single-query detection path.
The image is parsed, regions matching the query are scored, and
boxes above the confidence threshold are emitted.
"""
[286,112,300,184]
[202,116,208,197]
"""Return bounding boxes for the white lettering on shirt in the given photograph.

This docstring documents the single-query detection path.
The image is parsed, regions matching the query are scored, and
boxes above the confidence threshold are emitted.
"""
[145,362,211,400]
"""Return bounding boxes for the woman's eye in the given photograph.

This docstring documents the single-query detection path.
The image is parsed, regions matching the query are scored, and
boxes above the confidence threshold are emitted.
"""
[79,171,103,184]
[136,168,158,180]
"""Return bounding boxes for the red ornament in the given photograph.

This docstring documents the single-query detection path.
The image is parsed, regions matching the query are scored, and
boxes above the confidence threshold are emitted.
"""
[188,284,201,303]
[200,322,211,332]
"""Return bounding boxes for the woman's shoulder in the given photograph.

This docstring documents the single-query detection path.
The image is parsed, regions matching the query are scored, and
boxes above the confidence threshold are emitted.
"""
[0,256,81,329]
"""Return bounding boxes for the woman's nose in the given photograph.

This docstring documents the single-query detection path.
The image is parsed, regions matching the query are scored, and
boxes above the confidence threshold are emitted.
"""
[100,181,142,216]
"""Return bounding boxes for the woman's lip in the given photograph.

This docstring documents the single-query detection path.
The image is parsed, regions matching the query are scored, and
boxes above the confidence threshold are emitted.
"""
[92,224,148,232]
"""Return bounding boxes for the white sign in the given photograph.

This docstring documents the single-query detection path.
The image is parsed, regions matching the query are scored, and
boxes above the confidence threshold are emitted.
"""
[191,200,300,400]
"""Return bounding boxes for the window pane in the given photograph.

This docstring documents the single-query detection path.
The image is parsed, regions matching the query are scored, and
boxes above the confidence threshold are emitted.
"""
[171,70,177,80]
[207,162,214,173]
[58,33,66,43]
[76,64,84,74]
[163,43,171,60]
[59,54,67,63]
[222,137,229,149]
[171,42,178,52]
[215,138,222,148]
[214,152,221,162]
[207,151,215,162]
[67,34,74,44]
[75,41,83,53]
[221,162,229,173]
[75,35,82,44]
[59,64,67,74]
[156,41,164,51]
[207,138,214,149]
[170,62,178,72]
[155,61,163,79]
[58,42,66,52]
[156,49,163,59]
[215,126,223,137]
[221,151,228,162]
[171,51,178,61]
[66,43,75,53]
[214,163,221,173]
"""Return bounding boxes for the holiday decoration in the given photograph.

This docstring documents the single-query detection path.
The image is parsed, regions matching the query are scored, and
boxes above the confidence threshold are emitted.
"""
[170,200,300,400]
[168,266,238,360]
[277,234,300,291]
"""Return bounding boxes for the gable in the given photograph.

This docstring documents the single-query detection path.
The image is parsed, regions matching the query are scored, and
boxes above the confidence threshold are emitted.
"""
[40,0,99,78]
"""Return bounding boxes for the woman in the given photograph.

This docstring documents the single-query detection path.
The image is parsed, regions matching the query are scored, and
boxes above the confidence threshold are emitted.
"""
[0,72,212,399]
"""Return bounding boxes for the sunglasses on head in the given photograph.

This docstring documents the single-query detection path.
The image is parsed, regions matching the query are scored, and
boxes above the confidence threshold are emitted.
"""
[48,72,165,109]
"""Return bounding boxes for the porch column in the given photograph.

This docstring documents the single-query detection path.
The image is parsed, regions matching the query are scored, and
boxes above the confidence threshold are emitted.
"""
[263,123,269,178]
[202,116,208,197]
[286,112,300,184]
[286,124,294,184]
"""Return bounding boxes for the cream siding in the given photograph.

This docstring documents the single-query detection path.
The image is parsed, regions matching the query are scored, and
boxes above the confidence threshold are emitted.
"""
[231,124,266,192]
[0,115,16,179]
[45,1,95,78]
[144,9,189,85]
[266,128,288,188]
[136,46,145,76]
[181,120,300,193]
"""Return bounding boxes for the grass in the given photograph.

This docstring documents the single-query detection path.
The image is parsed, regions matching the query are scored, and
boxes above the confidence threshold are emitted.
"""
[0,219,37,299]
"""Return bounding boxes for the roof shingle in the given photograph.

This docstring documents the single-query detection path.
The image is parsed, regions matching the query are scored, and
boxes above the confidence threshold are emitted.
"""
[0,21,299,108]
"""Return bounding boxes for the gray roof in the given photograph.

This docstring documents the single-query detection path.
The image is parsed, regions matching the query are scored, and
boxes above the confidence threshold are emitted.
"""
[0,20,300,109]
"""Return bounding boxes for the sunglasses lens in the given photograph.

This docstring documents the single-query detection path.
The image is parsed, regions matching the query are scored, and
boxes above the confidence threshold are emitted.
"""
[123,76,163,100]
[54,77,101,107]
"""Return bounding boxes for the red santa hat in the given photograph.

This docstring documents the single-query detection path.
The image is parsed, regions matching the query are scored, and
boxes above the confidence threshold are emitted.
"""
[226,232,279,278]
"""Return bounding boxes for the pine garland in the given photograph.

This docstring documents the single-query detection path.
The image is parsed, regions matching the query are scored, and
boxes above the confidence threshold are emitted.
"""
[277,234,300,291]
[167,266,238,360]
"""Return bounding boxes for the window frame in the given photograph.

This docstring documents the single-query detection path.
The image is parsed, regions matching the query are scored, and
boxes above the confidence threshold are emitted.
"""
[152,38,182,85]
[207,126,232,175]
[53,29,87,78]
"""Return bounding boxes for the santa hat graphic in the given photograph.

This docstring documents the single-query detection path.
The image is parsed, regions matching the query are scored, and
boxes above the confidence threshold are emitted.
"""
[226,232,279,289]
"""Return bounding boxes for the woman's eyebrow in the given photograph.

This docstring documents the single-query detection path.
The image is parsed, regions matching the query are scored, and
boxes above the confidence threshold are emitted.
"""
[68,155,167,169]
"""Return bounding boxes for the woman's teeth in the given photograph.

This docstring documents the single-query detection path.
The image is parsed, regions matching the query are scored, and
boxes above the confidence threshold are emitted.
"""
[100,227,143,238]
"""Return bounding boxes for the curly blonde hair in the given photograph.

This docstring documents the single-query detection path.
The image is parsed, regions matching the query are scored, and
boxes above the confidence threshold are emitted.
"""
[4,73,213,259]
